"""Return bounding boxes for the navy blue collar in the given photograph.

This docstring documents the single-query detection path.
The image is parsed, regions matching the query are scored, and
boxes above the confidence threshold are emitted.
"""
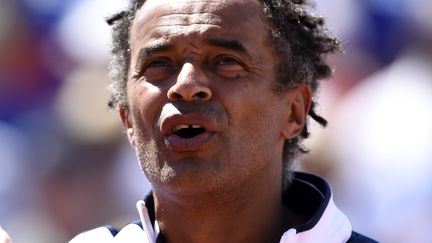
[283,172,331,233]
[143,171,332,241]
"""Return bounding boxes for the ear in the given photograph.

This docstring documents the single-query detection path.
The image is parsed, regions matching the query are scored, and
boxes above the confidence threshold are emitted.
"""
[281,85,312,140]
[119,105,136,148]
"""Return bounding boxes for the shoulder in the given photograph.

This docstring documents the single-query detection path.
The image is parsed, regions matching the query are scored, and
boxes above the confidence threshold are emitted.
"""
[347,231,379,243]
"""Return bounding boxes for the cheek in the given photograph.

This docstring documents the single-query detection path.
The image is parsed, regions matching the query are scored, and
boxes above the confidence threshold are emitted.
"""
[128,82,165,132]
[219,82,277,126]
[231,94,283,150]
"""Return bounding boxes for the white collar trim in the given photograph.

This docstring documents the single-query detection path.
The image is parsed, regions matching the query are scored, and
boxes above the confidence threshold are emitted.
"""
[280,195,352,243]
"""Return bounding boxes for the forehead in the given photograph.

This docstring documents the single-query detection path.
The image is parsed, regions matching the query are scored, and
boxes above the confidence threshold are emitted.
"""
[130,0,268,43]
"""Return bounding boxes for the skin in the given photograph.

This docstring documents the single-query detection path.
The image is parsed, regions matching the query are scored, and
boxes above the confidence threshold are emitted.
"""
[120,0,312,242]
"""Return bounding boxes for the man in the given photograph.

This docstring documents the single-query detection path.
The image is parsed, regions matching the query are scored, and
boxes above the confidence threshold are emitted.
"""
[71,0,377,242]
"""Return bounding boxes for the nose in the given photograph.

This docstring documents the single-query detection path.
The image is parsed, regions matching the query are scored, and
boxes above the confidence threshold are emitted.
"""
[167,62,212,102]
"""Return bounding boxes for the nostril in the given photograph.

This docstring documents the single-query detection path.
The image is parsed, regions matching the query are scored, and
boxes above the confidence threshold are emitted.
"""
[167,82,212,101]
[195,91,208,99]
[170,92,183,100]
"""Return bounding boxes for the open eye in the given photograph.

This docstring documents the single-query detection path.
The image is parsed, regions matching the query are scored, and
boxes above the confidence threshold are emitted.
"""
[146,58,172,68]
[212,55,246,78]
[216,56,241,65]
[135,57,175,81]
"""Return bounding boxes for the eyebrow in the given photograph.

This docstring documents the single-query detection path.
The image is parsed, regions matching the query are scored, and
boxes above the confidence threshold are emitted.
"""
[135,41,173,70]
[134,37,250,70]
[204,38,250,58]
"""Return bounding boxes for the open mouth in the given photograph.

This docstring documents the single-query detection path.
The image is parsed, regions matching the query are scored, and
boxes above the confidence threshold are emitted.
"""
[172,124,207,138]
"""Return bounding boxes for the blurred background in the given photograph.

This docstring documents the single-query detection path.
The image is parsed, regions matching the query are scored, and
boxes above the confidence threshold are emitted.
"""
[0,0,431,242]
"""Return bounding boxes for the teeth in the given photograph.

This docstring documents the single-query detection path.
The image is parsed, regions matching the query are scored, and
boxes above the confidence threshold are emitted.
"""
[173,124,189,132]
[172,124,202,132]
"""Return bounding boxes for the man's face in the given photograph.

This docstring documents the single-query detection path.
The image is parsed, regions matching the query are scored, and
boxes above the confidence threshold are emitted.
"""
[123,0,300,194]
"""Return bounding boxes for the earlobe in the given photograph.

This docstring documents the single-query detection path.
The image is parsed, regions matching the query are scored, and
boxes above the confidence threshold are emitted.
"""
[281,85,312,140]
[119,106,136,148]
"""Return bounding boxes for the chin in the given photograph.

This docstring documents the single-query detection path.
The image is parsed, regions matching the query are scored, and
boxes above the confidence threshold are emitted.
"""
[144,157,223,191]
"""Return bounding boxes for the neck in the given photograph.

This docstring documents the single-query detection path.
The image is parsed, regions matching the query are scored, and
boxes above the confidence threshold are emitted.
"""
[152,171,290,243]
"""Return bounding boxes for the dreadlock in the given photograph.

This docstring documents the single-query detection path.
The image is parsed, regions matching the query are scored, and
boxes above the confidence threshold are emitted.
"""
[106,0,340,183]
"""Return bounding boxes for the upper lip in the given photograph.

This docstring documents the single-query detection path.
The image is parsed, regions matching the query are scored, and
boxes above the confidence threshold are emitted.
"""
[160,114,217,137]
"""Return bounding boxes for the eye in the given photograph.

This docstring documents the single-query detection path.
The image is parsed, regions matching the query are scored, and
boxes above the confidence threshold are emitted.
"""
[146,58,171,68]
[211,55,246,78]
[135,57,175,81]
[216,56,241,65]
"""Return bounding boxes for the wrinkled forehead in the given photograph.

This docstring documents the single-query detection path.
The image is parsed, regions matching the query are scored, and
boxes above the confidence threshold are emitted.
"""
[131,0,267,40]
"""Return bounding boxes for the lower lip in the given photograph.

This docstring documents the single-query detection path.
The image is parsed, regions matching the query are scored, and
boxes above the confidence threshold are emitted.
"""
[165,132,214,152]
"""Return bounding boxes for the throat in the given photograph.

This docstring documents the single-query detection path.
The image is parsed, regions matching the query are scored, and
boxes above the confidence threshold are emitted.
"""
[153,184,287,243]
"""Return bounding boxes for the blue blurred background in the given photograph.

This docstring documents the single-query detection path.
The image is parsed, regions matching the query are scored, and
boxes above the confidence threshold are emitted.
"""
[0,0,431,242]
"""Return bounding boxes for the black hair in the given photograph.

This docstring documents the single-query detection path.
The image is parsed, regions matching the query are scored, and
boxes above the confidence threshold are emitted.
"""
[106,0,340,183]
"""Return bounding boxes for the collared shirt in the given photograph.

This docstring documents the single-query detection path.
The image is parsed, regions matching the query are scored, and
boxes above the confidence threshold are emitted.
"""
[70,172,378,243]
